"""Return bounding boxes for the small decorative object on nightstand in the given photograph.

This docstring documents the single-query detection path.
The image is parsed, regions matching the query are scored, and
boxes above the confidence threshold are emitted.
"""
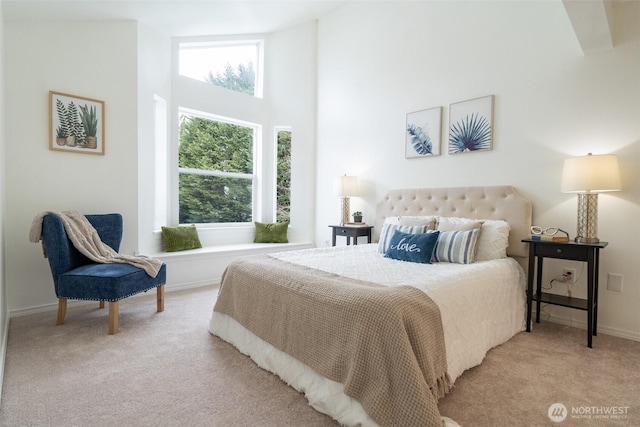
[522,238,607,348]
[329,224,373,246]
[352,211,363,223]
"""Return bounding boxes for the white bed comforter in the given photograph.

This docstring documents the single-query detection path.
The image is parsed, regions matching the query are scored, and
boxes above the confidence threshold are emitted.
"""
[210,244,526,426]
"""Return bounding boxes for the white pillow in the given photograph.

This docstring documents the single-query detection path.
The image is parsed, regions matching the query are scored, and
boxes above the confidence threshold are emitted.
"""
[436,216,510,261]
[398,216,437,229]
[382,216,401,226]
[377,223,426,253]
[476,219,510,261]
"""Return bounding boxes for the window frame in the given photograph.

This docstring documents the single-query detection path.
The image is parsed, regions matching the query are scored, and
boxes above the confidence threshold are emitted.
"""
[177,107,261,225]
[177,38,264,99]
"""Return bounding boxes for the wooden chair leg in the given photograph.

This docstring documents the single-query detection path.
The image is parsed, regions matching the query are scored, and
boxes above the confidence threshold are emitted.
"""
[99,301,105,309]
[56,298,67,325]
[157,285,165,313]
[108,301,119,335]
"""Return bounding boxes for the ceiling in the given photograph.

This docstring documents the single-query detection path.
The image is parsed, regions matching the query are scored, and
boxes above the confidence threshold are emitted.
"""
[2,0,617,53]
[2,0,348,37]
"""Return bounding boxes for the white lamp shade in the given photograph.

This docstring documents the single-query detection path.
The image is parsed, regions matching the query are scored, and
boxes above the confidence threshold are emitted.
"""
[561,154,622,193]
[334,175,358,197]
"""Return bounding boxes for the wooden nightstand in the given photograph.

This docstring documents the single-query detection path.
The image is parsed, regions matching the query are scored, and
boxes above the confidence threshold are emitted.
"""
[522,239,608,348]
[329,225,373,246]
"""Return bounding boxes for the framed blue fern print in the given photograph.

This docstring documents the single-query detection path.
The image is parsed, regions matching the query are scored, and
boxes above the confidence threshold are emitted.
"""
[405,106,442,158]
[448,95,493,154]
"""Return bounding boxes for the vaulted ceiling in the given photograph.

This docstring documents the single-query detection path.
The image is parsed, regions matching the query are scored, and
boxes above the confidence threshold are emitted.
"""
[2,0,347,37]
[3,0,616,54]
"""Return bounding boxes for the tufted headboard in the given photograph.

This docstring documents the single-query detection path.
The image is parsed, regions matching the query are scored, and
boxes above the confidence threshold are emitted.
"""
[375,186,532,260]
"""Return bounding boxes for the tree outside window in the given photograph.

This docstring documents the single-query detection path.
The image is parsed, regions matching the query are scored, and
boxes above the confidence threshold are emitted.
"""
[179,41,261,97]
[276,129,291,223]
[178,114,255,224]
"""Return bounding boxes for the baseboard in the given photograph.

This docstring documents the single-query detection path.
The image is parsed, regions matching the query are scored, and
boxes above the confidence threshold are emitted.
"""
[164,279,220,292]
[8,281,218,318]
[0,309,10,405]
[532,310,640,342]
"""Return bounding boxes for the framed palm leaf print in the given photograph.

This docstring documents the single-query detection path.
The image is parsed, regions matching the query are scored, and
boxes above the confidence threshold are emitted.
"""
[405,106,442,158]
[448,95,493,154]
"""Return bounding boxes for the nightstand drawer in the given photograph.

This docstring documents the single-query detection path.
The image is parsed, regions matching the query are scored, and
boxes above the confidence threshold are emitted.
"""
[336,227,349,235]
[534,243,588,261]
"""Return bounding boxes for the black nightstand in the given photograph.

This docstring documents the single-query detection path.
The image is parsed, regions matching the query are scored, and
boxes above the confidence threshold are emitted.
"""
[522,239,608,348]
[329,225,373,246]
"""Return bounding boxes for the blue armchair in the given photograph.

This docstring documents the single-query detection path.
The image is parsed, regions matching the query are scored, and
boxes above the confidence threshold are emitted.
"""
[41,213,167,334]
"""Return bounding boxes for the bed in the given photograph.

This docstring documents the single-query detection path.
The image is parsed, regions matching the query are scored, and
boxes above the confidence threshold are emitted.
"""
[210,186,532,427]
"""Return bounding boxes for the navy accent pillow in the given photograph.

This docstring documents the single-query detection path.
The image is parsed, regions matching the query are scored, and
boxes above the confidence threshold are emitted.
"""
[384,230,440,264]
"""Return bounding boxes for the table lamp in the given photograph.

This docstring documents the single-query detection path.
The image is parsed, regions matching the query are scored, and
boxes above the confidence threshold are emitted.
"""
[561,153,621,243]
[334,175,358,225]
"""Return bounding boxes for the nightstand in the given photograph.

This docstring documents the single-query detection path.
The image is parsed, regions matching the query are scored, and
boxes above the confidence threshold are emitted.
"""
[329,225,373,246]
[522,239,608,348]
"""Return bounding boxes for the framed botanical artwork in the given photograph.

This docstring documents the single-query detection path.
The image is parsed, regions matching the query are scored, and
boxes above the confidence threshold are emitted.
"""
[49,91,105,155]
[448,95,494,154]
[405,106,442,158]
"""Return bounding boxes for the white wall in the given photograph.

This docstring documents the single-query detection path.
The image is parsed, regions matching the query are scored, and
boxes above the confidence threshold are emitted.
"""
[4,21,139,312]
[137,24,171,254]
[0,0,9,397]
[316,1,640,339]
[265,21,317,244]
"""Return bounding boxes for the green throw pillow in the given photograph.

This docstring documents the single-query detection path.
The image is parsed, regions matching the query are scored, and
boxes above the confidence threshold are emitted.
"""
[161,225,202,252]
[254,222,289,243]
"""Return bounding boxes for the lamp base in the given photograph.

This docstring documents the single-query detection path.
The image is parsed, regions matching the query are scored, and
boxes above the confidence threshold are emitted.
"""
[575,193,599,244]
[575,236,600,244]
[341,197,350,225]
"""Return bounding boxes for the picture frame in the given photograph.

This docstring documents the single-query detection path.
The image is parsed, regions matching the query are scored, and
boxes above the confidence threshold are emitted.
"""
[49,91,105,155]
[448,95,494,154]
[405,106,442,158]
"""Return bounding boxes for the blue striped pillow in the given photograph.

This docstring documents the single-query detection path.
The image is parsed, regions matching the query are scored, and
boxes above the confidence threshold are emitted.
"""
[377,223,426,253]
[434,229,480,264]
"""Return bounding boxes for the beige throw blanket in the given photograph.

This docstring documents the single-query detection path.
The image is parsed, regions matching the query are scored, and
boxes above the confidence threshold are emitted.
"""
[29,211,162,278]
[213,255,451,427]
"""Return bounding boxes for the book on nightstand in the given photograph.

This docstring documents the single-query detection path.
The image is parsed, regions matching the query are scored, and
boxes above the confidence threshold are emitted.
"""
[530,235,569,242]
[345,222,369,227]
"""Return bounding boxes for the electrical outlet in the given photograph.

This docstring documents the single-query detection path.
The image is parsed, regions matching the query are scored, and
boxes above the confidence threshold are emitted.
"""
[563,268,577,284]
[607,273,623,292]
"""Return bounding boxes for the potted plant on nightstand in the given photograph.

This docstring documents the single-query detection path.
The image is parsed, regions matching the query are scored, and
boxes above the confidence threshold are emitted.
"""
[352,211,363,223]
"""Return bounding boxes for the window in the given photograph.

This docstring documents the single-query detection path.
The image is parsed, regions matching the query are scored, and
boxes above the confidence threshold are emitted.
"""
[178,40,263,98]
[276,128,291,223]
[178,109,258,224]
[169,36,286,232]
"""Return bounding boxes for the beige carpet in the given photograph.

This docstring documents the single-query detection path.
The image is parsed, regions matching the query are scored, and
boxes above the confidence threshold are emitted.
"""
[1,285,638,426]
